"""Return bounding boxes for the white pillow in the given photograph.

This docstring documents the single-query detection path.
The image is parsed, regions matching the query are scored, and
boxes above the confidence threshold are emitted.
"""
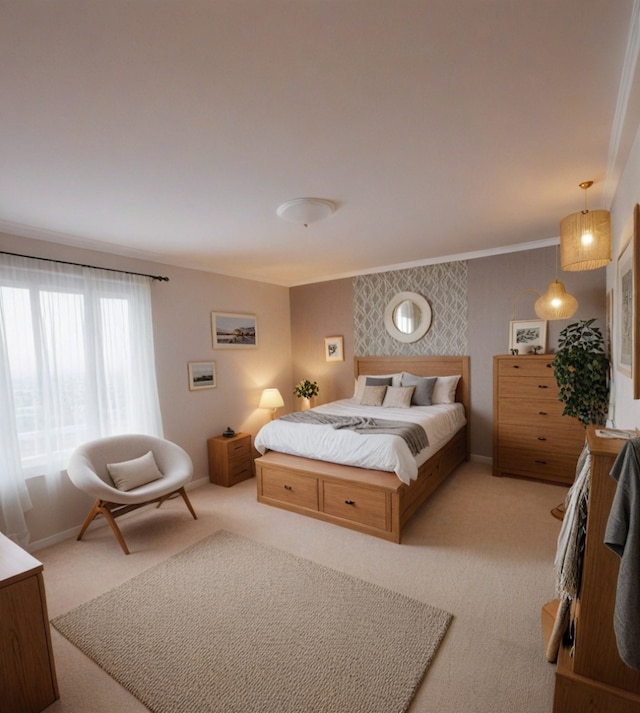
[359,385,387,406]
[431,375,461,405]
[382,386,415,409]
[353,373,402,401]
[107,450,164,492]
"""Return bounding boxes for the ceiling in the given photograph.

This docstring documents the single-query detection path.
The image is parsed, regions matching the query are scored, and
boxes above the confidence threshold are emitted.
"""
[1,1,638,287]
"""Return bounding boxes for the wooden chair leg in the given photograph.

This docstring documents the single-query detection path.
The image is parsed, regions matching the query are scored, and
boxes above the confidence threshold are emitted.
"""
[97,503,131,555]
[77,500,101,541]
[177,487,198,520]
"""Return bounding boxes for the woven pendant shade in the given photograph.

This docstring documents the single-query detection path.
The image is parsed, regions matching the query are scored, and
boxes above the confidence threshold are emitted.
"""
[559,181,611,271]
[535,280,579,320]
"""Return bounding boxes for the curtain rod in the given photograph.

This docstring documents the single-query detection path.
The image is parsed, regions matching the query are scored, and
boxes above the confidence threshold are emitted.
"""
[0,250,169,282]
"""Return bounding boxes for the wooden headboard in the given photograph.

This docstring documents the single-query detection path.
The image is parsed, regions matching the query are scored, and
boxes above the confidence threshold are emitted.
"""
[354,354,471,421]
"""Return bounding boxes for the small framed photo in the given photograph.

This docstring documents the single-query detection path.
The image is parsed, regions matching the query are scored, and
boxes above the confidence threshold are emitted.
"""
[324,336,344,362]
[211,312,258,349]
[509,319,547,355]
[188,361,216,390]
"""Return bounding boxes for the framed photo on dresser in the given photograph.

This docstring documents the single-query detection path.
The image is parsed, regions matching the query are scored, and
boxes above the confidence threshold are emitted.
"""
[508,319,547,355]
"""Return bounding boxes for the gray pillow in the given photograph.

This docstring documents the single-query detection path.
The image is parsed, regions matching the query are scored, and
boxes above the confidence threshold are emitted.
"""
[400,373,437,406]
[365,376,393,387]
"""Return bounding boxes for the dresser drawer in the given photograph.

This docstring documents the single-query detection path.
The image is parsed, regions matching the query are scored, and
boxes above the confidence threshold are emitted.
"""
[261,468,319,510]
[498,422,586,454]
[497,357,555,376]
[498,375,559,401]
[322,481,390,531]
[225,437,251,460]
[497,398,575,425]
[226,458,253,485]
[496,447,579,484]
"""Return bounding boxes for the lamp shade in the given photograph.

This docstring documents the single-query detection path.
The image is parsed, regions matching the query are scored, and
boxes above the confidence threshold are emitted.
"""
[259,388,284,410]
[534,280,579,320]
[560,209,611,271]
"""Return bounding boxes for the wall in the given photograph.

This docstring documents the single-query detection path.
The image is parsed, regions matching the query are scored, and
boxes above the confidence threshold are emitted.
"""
[290,246,606,460]
[0,232,292,548]
[608,119,640,430]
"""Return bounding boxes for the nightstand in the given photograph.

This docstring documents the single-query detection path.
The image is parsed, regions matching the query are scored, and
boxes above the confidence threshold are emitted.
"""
[207,432,254,487]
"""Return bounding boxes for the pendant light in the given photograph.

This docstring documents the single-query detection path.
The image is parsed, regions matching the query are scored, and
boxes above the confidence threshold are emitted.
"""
[535,247,579,320]
[560,181,611,271]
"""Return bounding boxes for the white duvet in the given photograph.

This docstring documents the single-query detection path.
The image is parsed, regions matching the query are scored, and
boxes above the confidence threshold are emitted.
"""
[254,398,466,485]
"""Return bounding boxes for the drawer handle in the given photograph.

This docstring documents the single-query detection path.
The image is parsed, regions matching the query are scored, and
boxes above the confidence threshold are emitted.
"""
[534,459,547,464]
[345,500,356,506]
[537,436,547,441]
[538,411,548,416]
[538,384,548,389]
[284,484,292,491]
[546,363,553,368]
[512,365,520,368]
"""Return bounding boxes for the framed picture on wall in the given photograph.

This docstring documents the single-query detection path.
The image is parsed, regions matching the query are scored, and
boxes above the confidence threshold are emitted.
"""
[188,361,216,390]
[211,312,258,349]
[324,336,344,362]
[508,319,547,355]
[617,204,640,398]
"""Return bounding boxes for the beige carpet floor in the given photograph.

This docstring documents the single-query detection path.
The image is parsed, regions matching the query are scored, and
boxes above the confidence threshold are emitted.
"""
[37,459,567,713]
[51,530,452,713]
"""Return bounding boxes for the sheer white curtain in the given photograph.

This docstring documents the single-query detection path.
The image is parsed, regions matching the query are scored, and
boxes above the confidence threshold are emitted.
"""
[0,254,163,545]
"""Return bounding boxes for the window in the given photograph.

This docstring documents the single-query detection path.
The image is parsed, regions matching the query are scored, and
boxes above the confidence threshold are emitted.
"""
[0,255,163,479]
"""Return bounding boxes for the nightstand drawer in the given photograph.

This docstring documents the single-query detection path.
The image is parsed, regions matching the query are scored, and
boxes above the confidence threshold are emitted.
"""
[322,481,389,531]
[261,469,319,510]
[226,438,251,460]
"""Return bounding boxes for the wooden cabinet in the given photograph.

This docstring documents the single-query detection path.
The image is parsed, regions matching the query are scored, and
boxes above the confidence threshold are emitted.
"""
[0,533,58,713]
[552,428,640,712]
[207,432,254,486]
[493,354,585,485]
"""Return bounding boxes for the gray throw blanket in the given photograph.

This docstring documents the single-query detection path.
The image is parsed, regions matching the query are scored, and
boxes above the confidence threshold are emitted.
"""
[280,411,428,456]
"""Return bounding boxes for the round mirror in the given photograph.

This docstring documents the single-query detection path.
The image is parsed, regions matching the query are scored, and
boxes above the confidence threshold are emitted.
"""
[384,292,432,343]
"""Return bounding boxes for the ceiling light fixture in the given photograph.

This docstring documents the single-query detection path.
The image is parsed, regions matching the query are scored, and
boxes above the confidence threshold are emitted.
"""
[535,246,579,320]
[560,181,611,271]
[276,198,336,227]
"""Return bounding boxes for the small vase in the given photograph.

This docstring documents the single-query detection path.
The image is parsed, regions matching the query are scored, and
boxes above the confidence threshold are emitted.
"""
[301,397,313,411]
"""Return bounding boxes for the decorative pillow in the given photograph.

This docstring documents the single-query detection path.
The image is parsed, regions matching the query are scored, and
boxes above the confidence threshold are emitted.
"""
[382,386,415,409]
[107,450,164,492]
[431,375,461,405]
[400,373,437,406]
[359,385,387,406]
[353,373,402,401]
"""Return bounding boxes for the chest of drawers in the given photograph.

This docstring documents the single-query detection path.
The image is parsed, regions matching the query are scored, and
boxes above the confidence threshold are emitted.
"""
[493,355,585,485]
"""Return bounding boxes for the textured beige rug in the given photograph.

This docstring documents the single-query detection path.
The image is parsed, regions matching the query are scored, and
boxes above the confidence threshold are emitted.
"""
[52,530,452,713]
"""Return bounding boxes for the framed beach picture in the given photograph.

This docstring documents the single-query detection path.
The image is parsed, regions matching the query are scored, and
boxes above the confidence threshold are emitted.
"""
[211,312,258,349]
[188,361,216,390]
[324,336,344,362]
[509,319,547,355]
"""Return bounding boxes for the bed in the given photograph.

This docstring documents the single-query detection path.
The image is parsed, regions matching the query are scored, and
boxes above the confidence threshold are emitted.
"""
[254,355,470,543]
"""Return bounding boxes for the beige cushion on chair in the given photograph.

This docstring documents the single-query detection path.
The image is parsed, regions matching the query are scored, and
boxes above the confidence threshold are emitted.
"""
[107,450,164,491]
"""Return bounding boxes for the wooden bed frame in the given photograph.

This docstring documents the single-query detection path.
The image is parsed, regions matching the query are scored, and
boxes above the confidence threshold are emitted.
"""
[255,355,470,543]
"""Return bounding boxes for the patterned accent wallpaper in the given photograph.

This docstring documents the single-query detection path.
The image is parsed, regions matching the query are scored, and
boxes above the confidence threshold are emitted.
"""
[353,262,468,356]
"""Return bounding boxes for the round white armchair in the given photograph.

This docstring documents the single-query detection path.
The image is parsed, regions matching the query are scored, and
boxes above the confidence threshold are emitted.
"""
[67,434,197,554]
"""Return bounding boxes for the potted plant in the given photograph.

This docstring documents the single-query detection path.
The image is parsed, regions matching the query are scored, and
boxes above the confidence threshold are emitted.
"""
[293,379,319,410]
[552,319,610,426]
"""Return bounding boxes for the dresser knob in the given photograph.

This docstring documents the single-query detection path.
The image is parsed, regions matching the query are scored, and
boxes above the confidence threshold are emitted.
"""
[538,384,548,389]
[534,459,547,464]
[539,411,548,416]
[345,500,355,506]
[512,364,520,368]
[284,484,292,491]
[537,436,547,441]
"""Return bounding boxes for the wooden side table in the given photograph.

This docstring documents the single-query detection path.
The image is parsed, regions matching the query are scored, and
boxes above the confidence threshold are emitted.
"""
[0,533,59,713]
[207,432,254,487]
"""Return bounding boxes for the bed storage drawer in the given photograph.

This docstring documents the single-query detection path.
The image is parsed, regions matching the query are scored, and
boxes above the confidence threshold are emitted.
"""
[260,468,319,510]
[322,481,390,531]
